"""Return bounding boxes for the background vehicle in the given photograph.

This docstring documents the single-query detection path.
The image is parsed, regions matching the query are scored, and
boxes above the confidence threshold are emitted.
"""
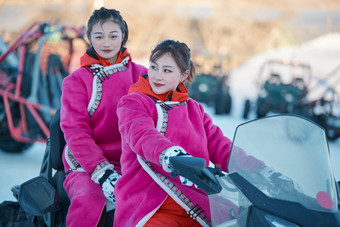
[189,73,232,115]
[242,60,311,119]
[171,115,340,226]
[242,60,340,141]
[298,63,340,141]
[0,22,86,152]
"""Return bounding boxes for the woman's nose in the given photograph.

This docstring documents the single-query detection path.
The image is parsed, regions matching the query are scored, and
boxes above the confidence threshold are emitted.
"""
[154,72,163,80]
[102,38,111,46]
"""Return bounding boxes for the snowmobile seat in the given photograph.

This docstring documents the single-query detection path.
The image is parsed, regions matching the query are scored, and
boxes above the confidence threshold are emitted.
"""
[49,109,66,172]
[46,108,69,226]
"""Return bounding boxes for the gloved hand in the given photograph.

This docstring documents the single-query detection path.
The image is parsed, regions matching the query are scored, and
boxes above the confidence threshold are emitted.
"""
[97,169,121,204]
[91,163,121,205]
[160,146,194,186]
[179,176,194,186]
[259,166,301,194]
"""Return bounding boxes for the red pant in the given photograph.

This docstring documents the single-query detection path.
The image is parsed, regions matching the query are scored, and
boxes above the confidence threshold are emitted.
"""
[145,196,202,227]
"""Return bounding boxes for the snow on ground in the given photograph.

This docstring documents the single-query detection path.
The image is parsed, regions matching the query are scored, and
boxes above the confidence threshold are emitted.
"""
[1,33,340,203]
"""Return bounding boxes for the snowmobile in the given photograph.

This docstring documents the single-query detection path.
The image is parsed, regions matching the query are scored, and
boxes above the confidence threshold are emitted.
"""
[6,114,340,226]
[170,115,340,226]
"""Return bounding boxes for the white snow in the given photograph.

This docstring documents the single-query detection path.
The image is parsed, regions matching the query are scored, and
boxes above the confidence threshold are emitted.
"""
[1,33,340,203]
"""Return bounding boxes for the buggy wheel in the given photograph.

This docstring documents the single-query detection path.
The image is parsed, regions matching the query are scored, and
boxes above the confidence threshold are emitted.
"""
[256,109,267,118]
[224,94,232,114]
[0,137,31,153]
[256,103,268,118]
[326,129,339,141]
[215,95,232,115]
[0,101,30,152]
[242,99,251,119]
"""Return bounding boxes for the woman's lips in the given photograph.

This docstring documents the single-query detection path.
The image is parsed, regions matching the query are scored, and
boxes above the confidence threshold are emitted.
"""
[153,82,164,87]
[102,50,112,53]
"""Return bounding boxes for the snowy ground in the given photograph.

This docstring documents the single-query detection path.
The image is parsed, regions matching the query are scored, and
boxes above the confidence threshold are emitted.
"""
[1,33,340,203]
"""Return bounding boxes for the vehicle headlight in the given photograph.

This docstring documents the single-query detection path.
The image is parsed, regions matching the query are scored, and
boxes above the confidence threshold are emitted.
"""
[285,94,294,102]
[198,83,209,93]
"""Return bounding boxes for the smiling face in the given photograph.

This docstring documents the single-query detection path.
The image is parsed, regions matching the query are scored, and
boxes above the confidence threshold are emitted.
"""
[148,53,189,95]
[90,20,124,64]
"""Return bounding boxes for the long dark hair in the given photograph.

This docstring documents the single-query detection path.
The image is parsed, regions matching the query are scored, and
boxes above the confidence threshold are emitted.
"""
[150,40,196,82]
[86,7,129,47]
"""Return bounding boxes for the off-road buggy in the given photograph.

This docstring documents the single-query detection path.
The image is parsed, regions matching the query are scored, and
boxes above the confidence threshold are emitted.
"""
[0,22,86,152]
[242,59,340,141]
[189,73,232,115]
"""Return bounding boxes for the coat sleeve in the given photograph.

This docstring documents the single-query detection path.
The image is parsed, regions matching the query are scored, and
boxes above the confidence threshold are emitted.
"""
[117,93,175,165]
[200,104,233,172]
[60,70,106,174]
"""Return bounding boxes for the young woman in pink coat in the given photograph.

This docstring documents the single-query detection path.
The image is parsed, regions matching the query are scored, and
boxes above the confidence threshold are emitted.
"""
[114,40,235,226]
[60,7,147,226]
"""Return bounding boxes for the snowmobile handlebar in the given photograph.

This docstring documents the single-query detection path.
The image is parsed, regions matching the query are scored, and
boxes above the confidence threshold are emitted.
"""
[169,156,223,195]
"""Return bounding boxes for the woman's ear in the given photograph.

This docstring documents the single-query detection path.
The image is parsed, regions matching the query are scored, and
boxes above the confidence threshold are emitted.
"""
[122,33,126,45]
[181,70,190,82]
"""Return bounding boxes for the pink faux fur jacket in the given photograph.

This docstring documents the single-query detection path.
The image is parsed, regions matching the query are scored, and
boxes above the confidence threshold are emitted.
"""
[60,61,146,227]
[114,91,233,227]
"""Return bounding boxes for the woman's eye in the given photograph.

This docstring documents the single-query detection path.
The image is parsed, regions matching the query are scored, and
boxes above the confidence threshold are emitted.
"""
[150,65,157,70]
[164,69,172,73]
[95,36,102,40]
[111,35,117,39]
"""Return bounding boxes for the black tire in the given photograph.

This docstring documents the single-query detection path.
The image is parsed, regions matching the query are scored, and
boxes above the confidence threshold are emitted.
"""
[256,101,268,118]
[215,100,224,115]
[224,94,232,114]
[326,128,340,141]
[256,109,267,118]
[215,95,232,115]
[242,99,251,119]
[0,100,30,153]
[0,137,31,153]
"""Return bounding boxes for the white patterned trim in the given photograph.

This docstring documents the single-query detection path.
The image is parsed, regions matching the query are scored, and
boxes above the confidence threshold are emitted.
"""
[64,145,85,173]
[86,56,129,117]
[137,155,209,227]
[155,102,163,132]
[87,75,98,113]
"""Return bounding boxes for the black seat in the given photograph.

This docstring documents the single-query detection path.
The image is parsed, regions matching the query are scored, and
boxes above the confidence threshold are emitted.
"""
[49,109,66,171]
[39,109,69,227]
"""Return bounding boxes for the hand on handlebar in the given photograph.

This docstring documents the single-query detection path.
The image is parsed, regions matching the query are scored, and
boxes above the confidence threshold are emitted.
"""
[160,146,195,186]
[259,166,302,194]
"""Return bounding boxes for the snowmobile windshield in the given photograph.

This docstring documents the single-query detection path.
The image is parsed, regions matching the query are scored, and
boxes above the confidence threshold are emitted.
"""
[212,115,338,226]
